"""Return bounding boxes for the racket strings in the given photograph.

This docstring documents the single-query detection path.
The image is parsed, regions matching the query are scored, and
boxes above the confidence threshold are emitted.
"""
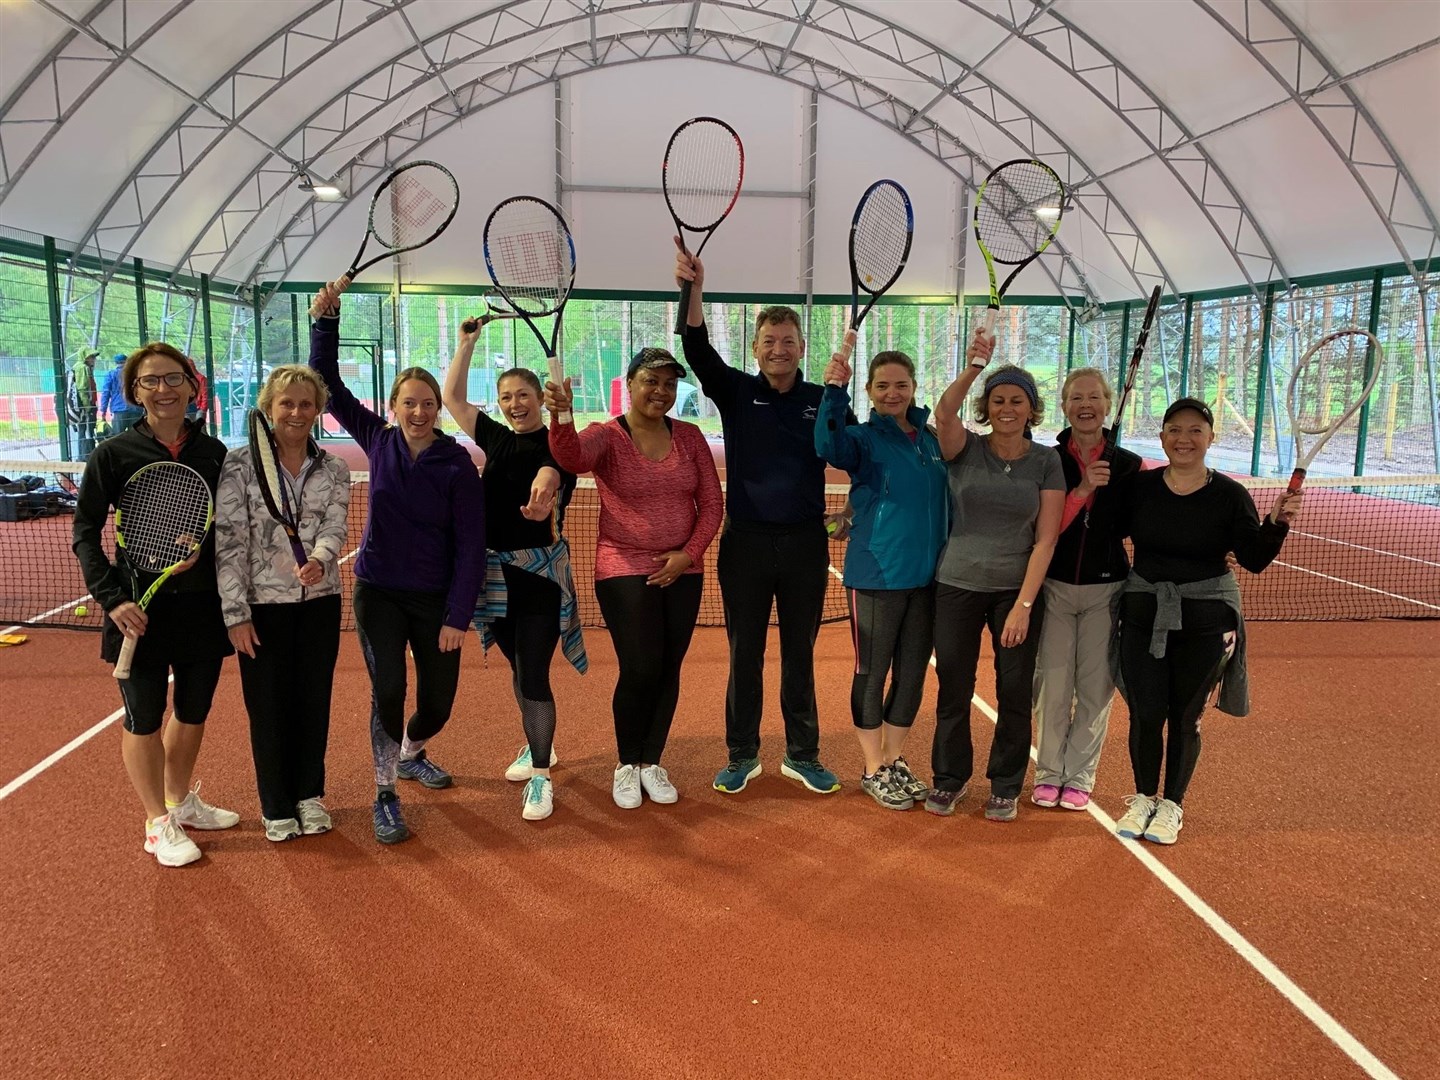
[250,413,296,526]
[1290,333,1372,434]
[976,162,1064,264]
[118,468,212,569]
[663,122,743,229]
[373,166,458,249]
[852,184,911,289]
[487,201,574,316]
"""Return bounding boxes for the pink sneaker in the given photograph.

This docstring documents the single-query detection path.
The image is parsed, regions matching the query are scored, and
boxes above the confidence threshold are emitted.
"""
[1031,784,1061,807]
[1059,787,1090,810]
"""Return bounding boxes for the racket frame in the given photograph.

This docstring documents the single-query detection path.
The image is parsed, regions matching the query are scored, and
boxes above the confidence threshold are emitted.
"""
[973,158,1065,337]
[1283,328,1384,492]
[664,117,745,336]
[112,461,215,679]
[1105,285,1163,459]
[345,160,460,280]
[247,408,307,569]
[482,195,577,423]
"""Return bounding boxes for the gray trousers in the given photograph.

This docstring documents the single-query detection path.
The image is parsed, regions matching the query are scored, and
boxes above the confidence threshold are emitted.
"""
[1032,579,1123,792]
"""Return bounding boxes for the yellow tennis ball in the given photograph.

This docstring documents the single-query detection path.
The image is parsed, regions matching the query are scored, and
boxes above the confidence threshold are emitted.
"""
[74,605,88,617]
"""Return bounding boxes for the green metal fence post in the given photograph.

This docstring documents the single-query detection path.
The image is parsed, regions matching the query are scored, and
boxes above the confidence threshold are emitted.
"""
[134,258,148,342]
[200,274,216,436]
[1065,306,1076,373]
[290,293,300,365]
[44,236,72,460]
[1179,295,1194,396]
[1251,283,1276,476]
[1117,302,1132,391]
[1353,268,1385,475]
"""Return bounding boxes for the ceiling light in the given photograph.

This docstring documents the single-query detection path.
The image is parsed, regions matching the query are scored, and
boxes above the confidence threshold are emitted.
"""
[296,171,344,200]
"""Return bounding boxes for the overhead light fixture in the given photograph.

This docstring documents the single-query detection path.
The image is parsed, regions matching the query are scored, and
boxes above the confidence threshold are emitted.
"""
[296,170,344,201]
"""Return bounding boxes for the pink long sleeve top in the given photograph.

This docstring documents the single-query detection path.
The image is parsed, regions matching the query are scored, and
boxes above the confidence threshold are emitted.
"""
[549,417,723,582]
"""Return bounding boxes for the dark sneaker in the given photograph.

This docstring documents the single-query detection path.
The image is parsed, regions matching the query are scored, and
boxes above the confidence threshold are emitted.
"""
[713,758,761,794]
[781,756,841,794]
[923,784,969,816]
[889,756,928,801]
[396,751,453,789]
[861,767,914,810]
[372,791,410,844]
[985,795,1019,822]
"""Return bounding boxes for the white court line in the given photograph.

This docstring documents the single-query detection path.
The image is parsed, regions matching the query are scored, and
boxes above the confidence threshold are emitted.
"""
[1292,529,1440,569]
[955,672,1400,1080]
[0,706,127,802]
[1273,558,1440,612]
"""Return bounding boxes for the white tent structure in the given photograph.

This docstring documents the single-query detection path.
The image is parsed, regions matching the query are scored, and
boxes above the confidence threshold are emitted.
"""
[2,0,1437,302]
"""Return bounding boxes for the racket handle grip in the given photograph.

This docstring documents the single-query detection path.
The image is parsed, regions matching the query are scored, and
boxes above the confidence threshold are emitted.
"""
[114,635,137,680]
[1286,467,1306,494]
[675,280,694,336]
[547,357,571,426]
[983,306,998,339]
[461,318,479,334]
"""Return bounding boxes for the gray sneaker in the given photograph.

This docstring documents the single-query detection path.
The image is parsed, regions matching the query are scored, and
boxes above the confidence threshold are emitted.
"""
[1116,794,1158,839]
[888,757,928,801]
[861,767,914,810]
[1142,798,1184,844]
[984,795,1018,822]
[923,783,969,816]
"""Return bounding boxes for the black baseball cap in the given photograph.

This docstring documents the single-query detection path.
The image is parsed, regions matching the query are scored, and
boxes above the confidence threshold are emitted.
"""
[1162,397,1215,426]
[627,347,686,378]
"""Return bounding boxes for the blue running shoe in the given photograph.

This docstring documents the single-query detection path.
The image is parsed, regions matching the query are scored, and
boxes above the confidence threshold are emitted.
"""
[713,758,761,794]
[781,756,841,794]
[396,751,453,789]
[372,791,410,844]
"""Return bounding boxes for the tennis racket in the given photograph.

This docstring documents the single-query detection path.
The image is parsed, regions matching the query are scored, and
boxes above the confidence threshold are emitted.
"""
[112,461,215,679]
[482,196,577,422]
[1282,328,1383,494]
[342,161,459,281]
[664,117,744,335]
[974,158,1065,339]
[247,409,306,569]
[830,180,914,380]
[459,296,525,335]
[1106,285,1163,457]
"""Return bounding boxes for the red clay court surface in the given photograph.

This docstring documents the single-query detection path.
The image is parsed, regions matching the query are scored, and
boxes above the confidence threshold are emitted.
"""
[2,617,1437,1079]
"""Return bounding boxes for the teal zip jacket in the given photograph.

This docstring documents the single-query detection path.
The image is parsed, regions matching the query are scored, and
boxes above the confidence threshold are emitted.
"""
[815,384,948,590]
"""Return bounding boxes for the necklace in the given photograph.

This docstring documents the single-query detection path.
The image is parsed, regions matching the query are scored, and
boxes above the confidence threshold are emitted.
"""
[1164,466,1211,495]
[989,435,1025,473]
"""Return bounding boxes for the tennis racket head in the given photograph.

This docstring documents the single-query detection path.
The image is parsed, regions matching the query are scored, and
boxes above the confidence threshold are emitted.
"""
[368,161,459,250]
[848,179,914,325]
[974,158,1065,265]
[115,461,214,576]
[663,117,745,233]
[247,409,307,567]
[482,196,576,321]
[1105,286,1164,457]
[1286,329,1382,436]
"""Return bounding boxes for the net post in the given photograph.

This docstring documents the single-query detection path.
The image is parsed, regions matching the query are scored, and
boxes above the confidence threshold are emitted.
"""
[1179,295,1194,396]
[1251,283,1276,476]
[1353,267,1385,476]
[134,258,148,342]
[43,235,72,461]
[200,273,216,437]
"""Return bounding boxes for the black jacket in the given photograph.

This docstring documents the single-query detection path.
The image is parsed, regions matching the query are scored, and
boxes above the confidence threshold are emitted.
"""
[1046,429,1143,585]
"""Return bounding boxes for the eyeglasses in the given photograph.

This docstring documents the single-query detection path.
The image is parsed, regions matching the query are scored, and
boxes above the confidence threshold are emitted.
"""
[134,372,190,390]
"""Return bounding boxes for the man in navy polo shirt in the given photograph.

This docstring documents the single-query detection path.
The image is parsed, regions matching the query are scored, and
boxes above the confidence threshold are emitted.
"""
[674,240,851,796]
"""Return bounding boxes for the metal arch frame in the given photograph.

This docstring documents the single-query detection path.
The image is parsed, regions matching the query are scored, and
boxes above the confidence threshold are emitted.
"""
[911,0,1291,297]
[1197,0,1440,283]
[234,32,1106,307]
[0,0,193,203]
[63,0,397,281]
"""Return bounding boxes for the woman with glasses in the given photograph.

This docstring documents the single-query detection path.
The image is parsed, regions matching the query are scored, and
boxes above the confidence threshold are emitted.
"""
[72,344,239,868]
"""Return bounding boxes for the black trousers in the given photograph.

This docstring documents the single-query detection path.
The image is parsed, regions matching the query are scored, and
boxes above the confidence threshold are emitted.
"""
[1119,593,1234,805]
[237,595,342,820]
[931,584,1045,798]
[717,523,829,762]
[594,574,703,766]
[491,564,561,702]
[353,582,462,751]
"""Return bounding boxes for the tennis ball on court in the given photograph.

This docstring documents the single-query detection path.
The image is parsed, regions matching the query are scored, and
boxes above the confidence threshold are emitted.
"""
[74,605,89,617]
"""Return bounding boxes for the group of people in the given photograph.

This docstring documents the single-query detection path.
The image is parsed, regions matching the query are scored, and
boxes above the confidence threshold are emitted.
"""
[71,241,1301,868]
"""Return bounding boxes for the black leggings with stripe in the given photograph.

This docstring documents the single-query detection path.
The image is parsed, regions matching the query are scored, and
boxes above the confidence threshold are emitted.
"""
[847,585,935,730]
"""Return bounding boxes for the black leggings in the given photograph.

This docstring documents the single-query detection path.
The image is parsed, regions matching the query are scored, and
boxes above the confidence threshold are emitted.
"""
[237,595,342,820]
[118,657,224,736]
[353,581,462,783]
[491,563,561,769]
[1119,593,1234,805]
[594,573,703,766]
[847,585,935,730]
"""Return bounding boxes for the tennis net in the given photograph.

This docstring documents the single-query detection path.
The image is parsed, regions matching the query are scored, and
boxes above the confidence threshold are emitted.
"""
[1,464,1436,630]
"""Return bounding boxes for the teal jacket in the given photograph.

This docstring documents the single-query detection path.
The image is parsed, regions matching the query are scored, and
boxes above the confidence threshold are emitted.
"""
[815,384,948,590]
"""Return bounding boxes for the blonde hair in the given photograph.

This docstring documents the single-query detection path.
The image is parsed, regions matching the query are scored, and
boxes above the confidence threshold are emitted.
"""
[1060,367,1114,413]
[389,367,442,410]
[257,364,329,416]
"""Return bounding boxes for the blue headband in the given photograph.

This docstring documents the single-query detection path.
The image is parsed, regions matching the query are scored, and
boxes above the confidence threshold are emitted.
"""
[983,369,1039,411]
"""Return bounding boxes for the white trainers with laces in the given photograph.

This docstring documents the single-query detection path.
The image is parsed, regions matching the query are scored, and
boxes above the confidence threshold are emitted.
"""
[505,745,558,782]
[522,776,554,821]
[263,817,301,842]
[1115,793,1158,839]
[170,782,240,830]
[144,814,201,867]
[639,765,678,804]
[1143,798,1184,844]
[612,764,642,809]
[296,798,332,835]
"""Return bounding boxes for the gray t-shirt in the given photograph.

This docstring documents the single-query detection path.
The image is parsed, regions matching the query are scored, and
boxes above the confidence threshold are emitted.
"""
[936,434,1065,591]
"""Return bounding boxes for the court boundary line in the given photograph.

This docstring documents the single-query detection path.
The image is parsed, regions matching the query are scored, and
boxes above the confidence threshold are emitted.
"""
[1273,558,1440,612]
[1291,529,1440,569]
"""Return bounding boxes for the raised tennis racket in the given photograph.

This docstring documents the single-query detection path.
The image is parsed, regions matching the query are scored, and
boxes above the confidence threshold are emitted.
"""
[459,296,525,335]
[1106,285,1163,457]
[664,117,744,335]
[247,409,306,569]
[831,180,914,380]
[482,196,577,422]
[1282,328,1383,494]
[112,461,214,679]
[342,161,459,281]
[974,158,1065,339]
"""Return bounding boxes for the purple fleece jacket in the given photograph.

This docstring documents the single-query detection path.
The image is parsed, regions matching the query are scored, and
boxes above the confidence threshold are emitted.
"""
[309,314,485,630]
